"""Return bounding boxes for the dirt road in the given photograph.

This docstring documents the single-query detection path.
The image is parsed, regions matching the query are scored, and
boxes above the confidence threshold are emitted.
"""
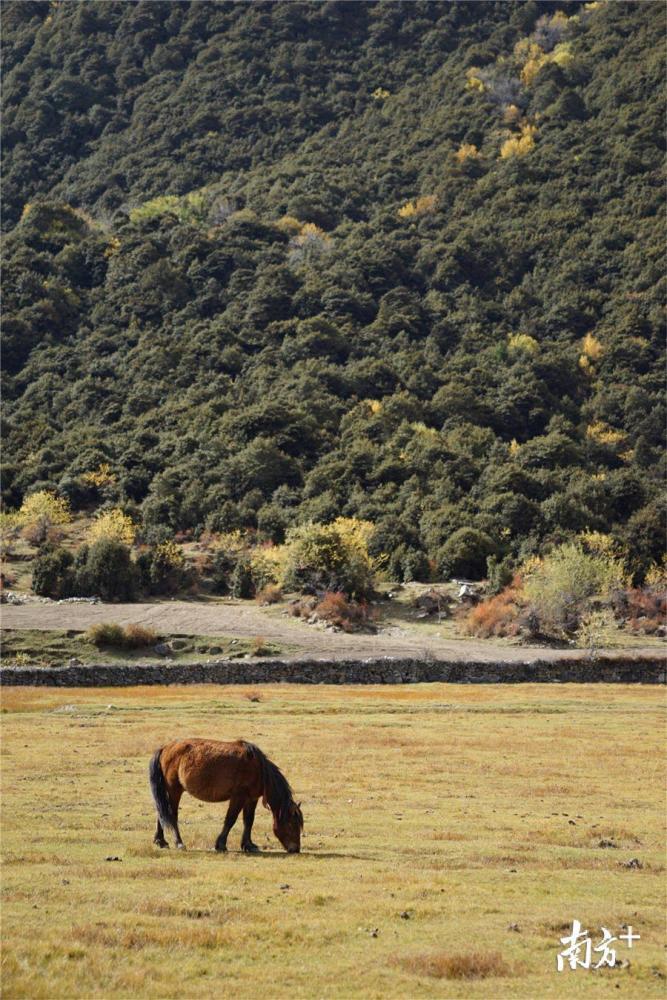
[1,598,661,662]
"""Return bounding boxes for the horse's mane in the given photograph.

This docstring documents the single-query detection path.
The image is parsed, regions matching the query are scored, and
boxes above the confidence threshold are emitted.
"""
[241,741,303,828]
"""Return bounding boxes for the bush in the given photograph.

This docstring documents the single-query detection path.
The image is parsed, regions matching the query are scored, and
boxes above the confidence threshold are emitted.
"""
[85,622,127,648]
[465,579,522,638]
[283,518,375,599]
[136,540,189,595]
[256,583,283,605]
[230,557,255,599]
[31,545,74,599]
[77,538,138,601]
[85,622,160,648]
[313,591,376,631]
[612,586,666,635]
[523,543,627,638]
[123,623,160,648]
[439,528,497,581]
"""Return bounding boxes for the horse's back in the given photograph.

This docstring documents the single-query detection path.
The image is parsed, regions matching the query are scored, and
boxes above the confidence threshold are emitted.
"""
[159,738,262,803]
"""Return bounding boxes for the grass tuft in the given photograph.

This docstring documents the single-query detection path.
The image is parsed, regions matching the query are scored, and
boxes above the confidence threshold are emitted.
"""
[395,949,513,980]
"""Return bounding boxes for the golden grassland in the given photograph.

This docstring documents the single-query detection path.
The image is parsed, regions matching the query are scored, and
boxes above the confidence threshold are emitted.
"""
[1,683,665,999]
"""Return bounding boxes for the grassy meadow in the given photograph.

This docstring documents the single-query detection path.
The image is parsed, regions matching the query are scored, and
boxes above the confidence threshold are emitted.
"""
[1,683,665,999]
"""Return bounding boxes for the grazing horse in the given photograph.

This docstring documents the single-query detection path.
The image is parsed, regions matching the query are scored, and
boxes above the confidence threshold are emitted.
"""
[149,739,303,853]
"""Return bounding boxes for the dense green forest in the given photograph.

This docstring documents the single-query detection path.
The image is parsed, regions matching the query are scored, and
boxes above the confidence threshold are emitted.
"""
[2,0,665,582]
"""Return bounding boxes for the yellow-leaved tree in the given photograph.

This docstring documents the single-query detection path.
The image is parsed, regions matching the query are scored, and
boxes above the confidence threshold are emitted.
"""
[88,508,136,546]
[19,491,71,546]
[500,123,538,158]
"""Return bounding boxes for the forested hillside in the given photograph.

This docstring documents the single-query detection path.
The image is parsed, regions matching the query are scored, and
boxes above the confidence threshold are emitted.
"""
[2,0,665,581]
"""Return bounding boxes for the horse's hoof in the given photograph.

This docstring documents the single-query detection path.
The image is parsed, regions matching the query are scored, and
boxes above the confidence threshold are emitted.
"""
[242,843,260,853]
[176,843,186,850]
[153,840,169,849]
[215,843,227,853]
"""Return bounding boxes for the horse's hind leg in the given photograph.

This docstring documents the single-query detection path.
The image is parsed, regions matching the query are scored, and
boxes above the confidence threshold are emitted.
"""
[241,799,259,853]
[215,797,243,853]
[169,785,186,849]
[153,818,169,848]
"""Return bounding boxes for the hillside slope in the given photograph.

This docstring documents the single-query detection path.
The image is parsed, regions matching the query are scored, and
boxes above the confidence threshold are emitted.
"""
[2,1,665,579]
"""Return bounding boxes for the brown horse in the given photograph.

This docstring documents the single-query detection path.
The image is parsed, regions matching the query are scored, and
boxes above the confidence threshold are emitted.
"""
[149,739,303,853]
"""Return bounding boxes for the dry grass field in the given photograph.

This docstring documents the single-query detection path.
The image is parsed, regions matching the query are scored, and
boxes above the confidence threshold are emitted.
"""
[1,683,665,999]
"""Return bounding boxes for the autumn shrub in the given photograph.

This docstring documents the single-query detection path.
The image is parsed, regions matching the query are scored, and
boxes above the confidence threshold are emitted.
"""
[256,583,282,605]
[85,622,159,648]
[19,491,71,547]
[87,508,136,546]
[123,623,159,648]
[314,592,376,631]
[612,586,666,634]
[523,543,626,638]
[465,578,523,638]
[84,622,127,648]
[250,636,270,656]
[283,518,375,599]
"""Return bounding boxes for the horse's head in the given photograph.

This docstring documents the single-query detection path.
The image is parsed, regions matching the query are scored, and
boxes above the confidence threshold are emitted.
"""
[273,801,303,853]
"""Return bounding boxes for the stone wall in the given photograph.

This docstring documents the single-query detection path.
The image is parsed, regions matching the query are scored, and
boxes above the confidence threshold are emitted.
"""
[0,655,664,686]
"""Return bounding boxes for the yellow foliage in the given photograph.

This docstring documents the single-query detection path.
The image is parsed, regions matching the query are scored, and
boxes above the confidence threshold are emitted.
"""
[88,509,136,546]
[509,439,521,456]
[579,531,623,559]
[507,332,539,355]
[581,333,603,360]
[334,517,375,553]
[371,87,390,100]
[645,559,667,587]
[397,201,416,219]
[21,203,33,221]
[409,421,439,439]
[18,492,71,527]
[552,42,574,69]
[397,195,437,220]
[275,215,303,234]
[155,540,185,569]
[503,104,522,125]
[455,143,479,163]
[619,449,635,464]
[519,43,548,86]
[104,236,120,259]
[81,463,117,489]
[500,123,537,158]
[592,472,607,481]
[250,545,288,587]
[586,421,626,448]
[291,222,331,247]
[466,70,486,92]
[366,400,383,415]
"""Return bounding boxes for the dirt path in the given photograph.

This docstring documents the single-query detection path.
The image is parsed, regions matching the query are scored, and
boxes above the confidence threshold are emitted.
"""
[1,598,662,662]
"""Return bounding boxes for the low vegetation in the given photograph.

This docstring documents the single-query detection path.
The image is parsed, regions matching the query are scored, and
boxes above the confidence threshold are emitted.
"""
[0,629,284,667]
[1,683,665,998]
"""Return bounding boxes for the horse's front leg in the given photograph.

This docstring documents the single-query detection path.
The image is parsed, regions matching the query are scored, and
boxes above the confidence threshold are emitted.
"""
[215,797,243,852]
[241,799,260,853]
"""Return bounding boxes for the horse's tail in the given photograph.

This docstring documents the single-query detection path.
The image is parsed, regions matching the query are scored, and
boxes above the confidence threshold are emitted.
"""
[149,748,177,833]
